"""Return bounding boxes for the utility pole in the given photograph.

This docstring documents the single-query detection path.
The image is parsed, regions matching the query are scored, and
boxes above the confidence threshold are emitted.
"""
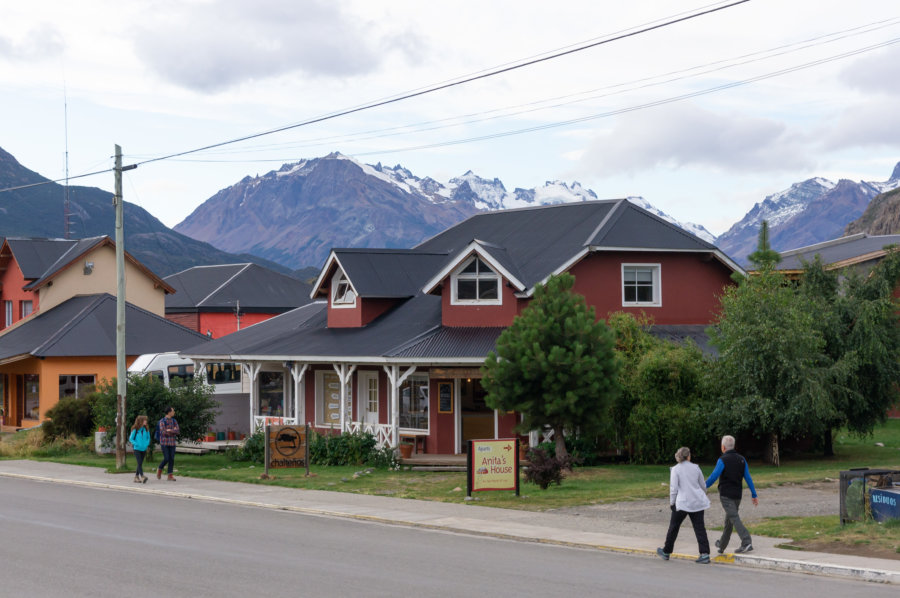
[113,145,135,470]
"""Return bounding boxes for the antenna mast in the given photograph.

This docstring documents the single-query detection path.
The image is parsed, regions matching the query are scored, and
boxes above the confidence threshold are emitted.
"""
[63,84,71,239]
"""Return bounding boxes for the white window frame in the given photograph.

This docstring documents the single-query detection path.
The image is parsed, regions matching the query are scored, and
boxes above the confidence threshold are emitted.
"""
[331,271,357,308]
[4,300,12,327]
[451,255,502,306]
[20,300,33,318]
[621,263,662,307]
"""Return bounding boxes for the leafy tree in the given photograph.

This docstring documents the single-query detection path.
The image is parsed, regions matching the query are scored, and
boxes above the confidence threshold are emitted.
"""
[606,311,659,451]
[710,229,838,465]
[481,273,621,460]
[93,374,219,449]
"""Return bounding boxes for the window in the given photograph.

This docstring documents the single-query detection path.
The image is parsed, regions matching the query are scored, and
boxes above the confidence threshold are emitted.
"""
[20,300,33,318]
[59,375,96,399]
[258,371,284,417]
[167,364,194,384]
[399,375,429,431]
[24,374,39,420]
[331,271,356,307]
[205,362,241,385]
[4,301,11,327]
[452,256,500,304]
[622,264,661,306]
[316,371,352,426]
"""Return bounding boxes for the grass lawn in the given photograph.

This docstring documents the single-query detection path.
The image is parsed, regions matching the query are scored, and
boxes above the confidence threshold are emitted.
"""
[749,516,900,559]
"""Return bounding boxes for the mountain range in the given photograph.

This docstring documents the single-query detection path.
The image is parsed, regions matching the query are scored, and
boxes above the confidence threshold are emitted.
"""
[174,152,717,270]
[0,146,292,277]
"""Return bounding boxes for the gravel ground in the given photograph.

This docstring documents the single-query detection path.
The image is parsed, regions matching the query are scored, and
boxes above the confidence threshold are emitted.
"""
[548,481,841,533]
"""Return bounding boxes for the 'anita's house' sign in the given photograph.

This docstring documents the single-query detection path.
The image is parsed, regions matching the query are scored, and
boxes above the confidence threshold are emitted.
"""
[467,438,520,496]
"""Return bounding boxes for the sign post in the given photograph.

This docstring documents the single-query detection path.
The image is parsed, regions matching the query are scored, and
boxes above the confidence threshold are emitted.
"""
[467,438,519,497]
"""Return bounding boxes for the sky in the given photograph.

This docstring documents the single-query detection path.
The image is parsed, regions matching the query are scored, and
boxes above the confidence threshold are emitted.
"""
[1,0,899,237]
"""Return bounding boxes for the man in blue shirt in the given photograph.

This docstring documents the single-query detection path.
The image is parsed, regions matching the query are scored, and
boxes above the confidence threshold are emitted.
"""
[705,435,759,554]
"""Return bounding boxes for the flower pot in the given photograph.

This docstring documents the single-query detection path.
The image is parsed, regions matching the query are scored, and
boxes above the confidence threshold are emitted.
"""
[398,443,413,459]
[227,430,237,441]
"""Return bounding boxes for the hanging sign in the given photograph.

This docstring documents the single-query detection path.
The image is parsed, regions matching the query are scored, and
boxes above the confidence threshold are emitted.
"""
[467,438,519,496]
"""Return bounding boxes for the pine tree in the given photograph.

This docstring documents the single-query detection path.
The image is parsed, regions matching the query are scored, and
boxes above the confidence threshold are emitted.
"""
[481,273,620,460]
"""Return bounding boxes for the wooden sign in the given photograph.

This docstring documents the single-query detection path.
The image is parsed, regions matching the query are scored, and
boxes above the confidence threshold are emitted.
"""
[265,424,309,475]
[467,438,519,496]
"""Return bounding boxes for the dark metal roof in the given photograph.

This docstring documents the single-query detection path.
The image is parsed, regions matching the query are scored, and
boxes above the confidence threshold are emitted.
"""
[777,233,900,271]
[332,249,449,298]
[4,237,84,280]
[23,237,108,289]
[649,325,717,357]
[0,293,209,362]
[588,201,718,251]
[164,263,312,312]
[388,326,504,358]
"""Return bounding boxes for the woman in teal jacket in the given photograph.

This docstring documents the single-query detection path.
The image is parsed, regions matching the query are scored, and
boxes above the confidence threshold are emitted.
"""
[128,415,151,483]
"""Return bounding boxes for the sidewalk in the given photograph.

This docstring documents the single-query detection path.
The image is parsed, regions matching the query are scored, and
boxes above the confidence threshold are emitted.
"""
[0,460,897,585]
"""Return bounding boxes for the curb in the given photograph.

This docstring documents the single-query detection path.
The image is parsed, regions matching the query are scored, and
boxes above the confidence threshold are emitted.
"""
[3,470,897,584]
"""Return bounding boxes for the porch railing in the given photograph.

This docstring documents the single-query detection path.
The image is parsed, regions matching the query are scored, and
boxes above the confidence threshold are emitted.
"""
[346,421,393,448]
[253,416,299,431]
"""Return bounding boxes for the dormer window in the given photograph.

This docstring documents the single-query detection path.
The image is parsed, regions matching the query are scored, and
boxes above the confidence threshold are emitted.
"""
[452,256,501,305]
[331,272,356,307]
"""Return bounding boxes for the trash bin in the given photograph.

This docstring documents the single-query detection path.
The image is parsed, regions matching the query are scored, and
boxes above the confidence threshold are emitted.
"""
[839,468,900,524]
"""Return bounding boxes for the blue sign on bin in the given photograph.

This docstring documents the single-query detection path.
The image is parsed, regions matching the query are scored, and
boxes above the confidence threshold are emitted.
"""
[870,487,900,522]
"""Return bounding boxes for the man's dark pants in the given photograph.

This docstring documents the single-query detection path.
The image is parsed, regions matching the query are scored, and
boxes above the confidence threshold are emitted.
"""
[718,495,751,549]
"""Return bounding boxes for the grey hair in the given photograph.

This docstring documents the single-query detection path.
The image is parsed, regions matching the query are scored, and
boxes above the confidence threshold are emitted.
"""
[674,447,691,463]
[721,435,736,450]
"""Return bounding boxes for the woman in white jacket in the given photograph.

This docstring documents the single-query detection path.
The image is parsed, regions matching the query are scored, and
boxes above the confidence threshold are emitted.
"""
[657,447,711,564]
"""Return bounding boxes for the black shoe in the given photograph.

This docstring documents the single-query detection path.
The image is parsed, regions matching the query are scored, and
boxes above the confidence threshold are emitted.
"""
[656,547,670,561]
[734,543,753,554]
[696,554,710,564]
[715,539,725,554]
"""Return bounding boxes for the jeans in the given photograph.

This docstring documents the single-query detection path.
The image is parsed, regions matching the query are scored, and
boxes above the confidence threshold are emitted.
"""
[718,495,751,549]
[663,508,710,555]
[134,449,146,477]
[158,445,176,474]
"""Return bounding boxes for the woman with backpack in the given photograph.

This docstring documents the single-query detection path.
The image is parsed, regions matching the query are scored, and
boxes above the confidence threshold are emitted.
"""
[128,415,151,483]
[156,407,180,481]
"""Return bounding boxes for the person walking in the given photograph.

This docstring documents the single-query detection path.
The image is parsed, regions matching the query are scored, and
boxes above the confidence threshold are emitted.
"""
[657,447,711,564]
[128,415,151,483]
[156,407,180,481]
[705,435,759,554]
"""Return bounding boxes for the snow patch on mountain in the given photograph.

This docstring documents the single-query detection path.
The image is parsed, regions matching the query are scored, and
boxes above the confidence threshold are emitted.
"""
[625,197,716,244]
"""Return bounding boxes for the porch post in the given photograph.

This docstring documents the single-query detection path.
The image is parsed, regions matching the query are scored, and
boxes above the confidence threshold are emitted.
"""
[332,363,356,433]
[290,363,308,423]
[382,364,416,447]
[243,362,262,431]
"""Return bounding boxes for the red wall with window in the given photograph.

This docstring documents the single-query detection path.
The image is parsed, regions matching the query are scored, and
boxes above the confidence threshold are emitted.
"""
[569,251,734,325]
[441,281,525,327]
[328,298,398,328]
[0,254,38,330]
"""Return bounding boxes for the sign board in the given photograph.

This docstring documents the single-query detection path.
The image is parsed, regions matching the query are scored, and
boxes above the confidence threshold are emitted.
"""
[265,424,310,475]
[870,487,900,522]
[467,438,519,496]
[438,382,453,413]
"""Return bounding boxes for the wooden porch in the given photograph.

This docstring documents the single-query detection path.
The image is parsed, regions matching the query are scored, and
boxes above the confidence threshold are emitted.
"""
[398,453,467,471]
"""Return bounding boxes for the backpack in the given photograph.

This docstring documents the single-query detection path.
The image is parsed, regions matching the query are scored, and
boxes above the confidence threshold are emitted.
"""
[154,419,163,442]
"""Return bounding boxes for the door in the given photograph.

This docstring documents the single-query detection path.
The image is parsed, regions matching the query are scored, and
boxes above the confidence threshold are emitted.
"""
[460,378,493,451]
[359,372,379,425]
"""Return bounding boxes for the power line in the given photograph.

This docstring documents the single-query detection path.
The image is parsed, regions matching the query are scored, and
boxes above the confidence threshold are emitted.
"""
[131,0,751,169]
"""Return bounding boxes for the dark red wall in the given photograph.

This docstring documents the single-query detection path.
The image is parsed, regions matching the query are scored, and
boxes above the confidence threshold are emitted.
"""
[440,282,525,327]
[327,298,398,328]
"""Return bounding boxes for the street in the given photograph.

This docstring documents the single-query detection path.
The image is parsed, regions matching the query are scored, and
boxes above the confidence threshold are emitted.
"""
[0,477,894,597]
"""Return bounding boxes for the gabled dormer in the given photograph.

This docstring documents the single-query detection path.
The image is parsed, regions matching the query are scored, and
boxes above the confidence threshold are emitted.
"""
[423,240,526,327]
[312,249,447,328]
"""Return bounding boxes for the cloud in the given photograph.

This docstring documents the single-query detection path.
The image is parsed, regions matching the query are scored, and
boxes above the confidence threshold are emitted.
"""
[819,98,900,151]
[132,0,422,93]
[839,45,900,96]
[574,103,811,177]
[0,24,64,62]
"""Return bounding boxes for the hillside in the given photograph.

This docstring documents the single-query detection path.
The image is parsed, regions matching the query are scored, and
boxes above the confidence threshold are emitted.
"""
[845,186,900,236]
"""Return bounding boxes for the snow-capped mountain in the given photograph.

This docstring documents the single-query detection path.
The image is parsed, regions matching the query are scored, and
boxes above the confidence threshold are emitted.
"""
[716,163,900,264]
[176,152,711,269]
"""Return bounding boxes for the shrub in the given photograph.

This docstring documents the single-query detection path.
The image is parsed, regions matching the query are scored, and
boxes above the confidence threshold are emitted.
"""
[226,428,265,463]
[309,429,377,466]
[0,428,91,458]
[523,447,574,489]
[43,397,95,441]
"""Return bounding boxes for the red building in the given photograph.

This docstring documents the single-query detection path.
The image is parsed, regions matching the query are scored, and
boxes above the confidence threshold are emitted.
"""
[184,200,743,453]
[164,263,311,338]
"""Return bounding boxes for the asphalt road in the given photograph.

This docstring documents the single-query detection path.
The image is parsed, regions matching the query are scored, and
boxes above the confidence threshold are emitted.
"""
[0,478,893,597]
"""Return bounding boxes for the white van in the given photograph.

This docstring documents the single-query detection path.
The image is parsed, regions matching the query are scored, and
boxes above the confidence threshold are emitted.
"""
[128,353,250,437]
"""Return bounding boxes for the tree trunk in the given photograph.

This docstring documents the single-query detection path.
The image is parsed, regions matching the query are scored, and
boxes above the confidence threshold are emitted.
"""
[763,432,780,466]
[823,428,834,457]
[553,425,569,465]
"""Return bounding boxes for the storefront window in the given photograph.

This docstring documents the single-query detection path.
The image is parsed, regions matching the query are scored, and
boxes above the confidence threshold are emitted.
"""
[24,374,39,420]
[258,371,284,417]
[59,375,96,399]
[205,362,241,385]
[399,375,428,430]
